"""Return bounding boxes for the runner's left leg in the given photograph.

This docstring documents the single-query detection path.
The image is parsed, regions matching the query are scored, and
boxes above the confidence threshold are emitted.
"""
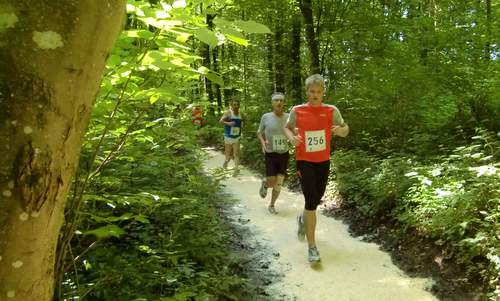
[232,142,240,170]
[270,174,284,208]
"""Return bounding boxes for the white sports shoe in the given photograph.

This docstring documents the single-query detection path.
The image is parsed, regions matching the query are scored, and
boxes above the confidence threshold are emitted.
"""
[308,246,321,262]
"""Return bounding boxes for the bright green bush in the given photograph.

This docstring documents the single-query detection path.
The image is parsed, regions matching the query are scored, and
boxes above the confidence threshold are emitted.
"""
[63,125,255,300]
[332,129,499,298]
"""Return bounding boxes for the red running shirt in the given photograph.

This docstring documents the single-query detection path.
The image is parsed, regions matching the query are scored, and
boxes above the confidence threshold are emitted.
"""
[294,104,334,162]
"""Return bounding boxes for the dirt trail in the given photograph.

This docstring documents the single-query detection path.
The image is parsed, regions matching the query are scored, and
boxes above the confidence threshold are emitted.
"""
[204,148,438,301]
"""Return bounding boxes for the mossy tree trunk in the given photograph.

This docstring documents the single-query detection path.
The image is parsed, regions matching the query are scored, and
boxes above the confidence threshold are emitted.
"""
[0,1,125,300]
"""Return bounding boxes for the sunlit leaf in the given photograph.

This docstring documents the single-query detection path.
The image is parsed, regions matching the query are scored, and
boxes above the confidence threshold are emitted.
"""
[205,72,224,86]
[150,94,159,104]
[85,225,125,239]
[123,29,155,39]
[193,27,219,47]
[234,20,272,34]
[225,34,249,46]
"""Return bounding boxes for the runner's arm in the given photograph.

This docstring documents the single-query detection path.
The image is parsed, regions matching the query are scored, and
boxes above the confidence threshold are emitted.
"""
[257,116,266,145]
[331,108,349,137]
[284,108,301,146]
[219,111,234,126]
[332,123,349,137]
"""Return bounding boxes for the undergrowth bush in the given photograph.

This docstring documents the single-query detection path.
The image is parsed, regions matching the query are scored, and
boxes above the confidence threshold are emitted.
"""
[63,122,255,300]
[332,129,499,299]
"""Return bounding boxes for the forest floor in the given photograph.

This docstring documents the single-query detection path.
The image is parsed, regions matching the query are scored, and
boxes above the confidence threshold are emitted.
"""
[321,200,486,301]
[204,148,444,301]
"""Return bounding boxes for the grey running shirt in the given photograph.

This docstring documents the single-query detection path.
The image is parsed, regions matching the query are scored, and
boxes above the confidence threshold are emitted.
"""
[258,112,289,154]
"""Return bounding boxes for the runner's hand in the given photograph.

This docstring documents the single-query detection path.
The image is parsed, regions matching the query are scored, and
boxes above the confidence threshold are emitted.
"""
[289,135,302,147]
[261,142,268,154]
[332,125,343,136]
[226,121,236,126]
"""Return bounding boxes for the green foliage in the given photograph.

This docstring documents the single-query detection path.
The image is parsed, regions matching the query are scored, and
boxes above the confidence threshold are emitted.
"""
[333,150,415,218]
[59,1,275,299]
[63,124,251,300]
[58,0,499,298]
[333,129,500,297]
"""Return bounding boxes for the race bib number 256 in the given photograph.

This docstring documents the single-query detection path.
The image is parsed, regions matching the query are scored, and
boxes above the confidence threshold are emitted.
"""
[305,130,326,152]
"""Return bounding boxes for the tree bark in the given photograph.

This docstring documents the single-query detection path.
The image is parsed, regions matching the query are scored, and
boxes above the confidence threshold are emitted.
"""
[267,34,275,91]
[212,46,223,110]
[289,14,303,103]
[274,25,285,92]
[0,1,125,300]
[202,13,215,102]
[203,45,214,101]
[298,0,320,74]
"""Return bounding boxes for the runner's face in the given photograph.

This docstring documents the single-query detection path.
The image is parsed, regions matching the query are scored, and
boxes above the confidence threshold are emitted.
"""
[272,98,285,112]
[231,102,240,112]
[306,85,324,105]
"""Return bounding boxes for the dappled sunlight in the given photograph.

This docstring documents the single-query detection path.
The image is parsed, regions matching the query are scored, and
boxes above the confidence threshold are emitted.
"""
[204,149,438,301]
[377,276,412,288]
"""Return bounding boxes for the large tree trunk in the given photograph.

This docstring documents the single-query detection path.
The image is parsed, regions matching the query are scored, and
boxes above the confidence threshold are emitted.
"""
[0,1,125,300]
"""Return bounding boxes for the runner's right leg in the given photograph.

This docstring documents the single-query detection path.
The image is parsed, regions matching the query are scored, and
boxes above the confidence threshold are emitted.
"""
[223,140,232,168]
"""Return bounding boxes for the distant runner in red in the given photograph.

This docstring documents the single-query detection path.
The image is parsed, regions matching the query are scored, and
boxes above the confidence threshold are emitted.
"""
[284,74,349,263]
[191,106,203,128]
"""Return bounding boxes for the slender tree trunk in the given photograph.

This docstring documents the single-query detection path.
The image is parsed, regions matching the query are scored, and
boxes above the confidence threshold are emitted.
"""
[221,44,231,109]
[275,25,285,92]
[203,46,213,101]
[203,13,215,102]
[485,0,492,59]
[267,34,275,91]
[0,1,125,300]
[298,0,320,74]
[289,14,303,103]
[212,47,222,109]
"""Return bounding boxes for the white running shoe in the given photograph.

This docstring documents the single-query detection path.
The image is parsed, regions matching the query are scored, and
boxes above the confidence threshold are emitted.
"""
[308,246,321,262]
[268,205,278,215]
[259,180,267,198]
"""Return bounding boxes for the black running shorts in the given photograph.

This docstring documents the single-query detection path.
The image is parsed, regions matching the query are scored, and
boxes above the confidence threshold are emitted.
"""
[296,160,330,210]
[265,152,290,177]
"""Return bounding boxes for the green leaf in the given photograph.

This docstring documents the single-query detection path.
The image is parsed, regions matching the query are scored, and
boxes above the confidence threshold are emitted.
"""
[193,27,219,47]
[89,213,133,223]
[205,72,224,86]
[133,215,150,224]
[217,25,249,46]
[234,20,272,34]
[123,29,155,39]
[106,54,122,68]
[150,94,159,104]
[225,34,249,46]
[85,225,125,239]
[0,12,18,31]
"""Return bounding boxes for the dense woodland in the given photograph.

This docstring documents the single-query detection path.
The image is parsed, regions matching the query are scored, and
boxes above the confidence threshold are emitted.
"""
[0,0,498,300]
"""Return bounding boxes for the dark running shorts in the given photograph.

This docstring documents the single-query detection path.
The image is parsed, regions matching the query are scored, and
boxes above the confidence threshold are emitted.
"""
[296,160,330,210]
[265,152,290,176]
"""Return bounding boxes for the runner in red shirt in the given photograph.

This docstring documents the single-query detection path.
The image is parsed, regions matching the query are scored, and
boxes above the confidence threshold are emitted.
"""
[191,106,203,128]
[284,74,349,263]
